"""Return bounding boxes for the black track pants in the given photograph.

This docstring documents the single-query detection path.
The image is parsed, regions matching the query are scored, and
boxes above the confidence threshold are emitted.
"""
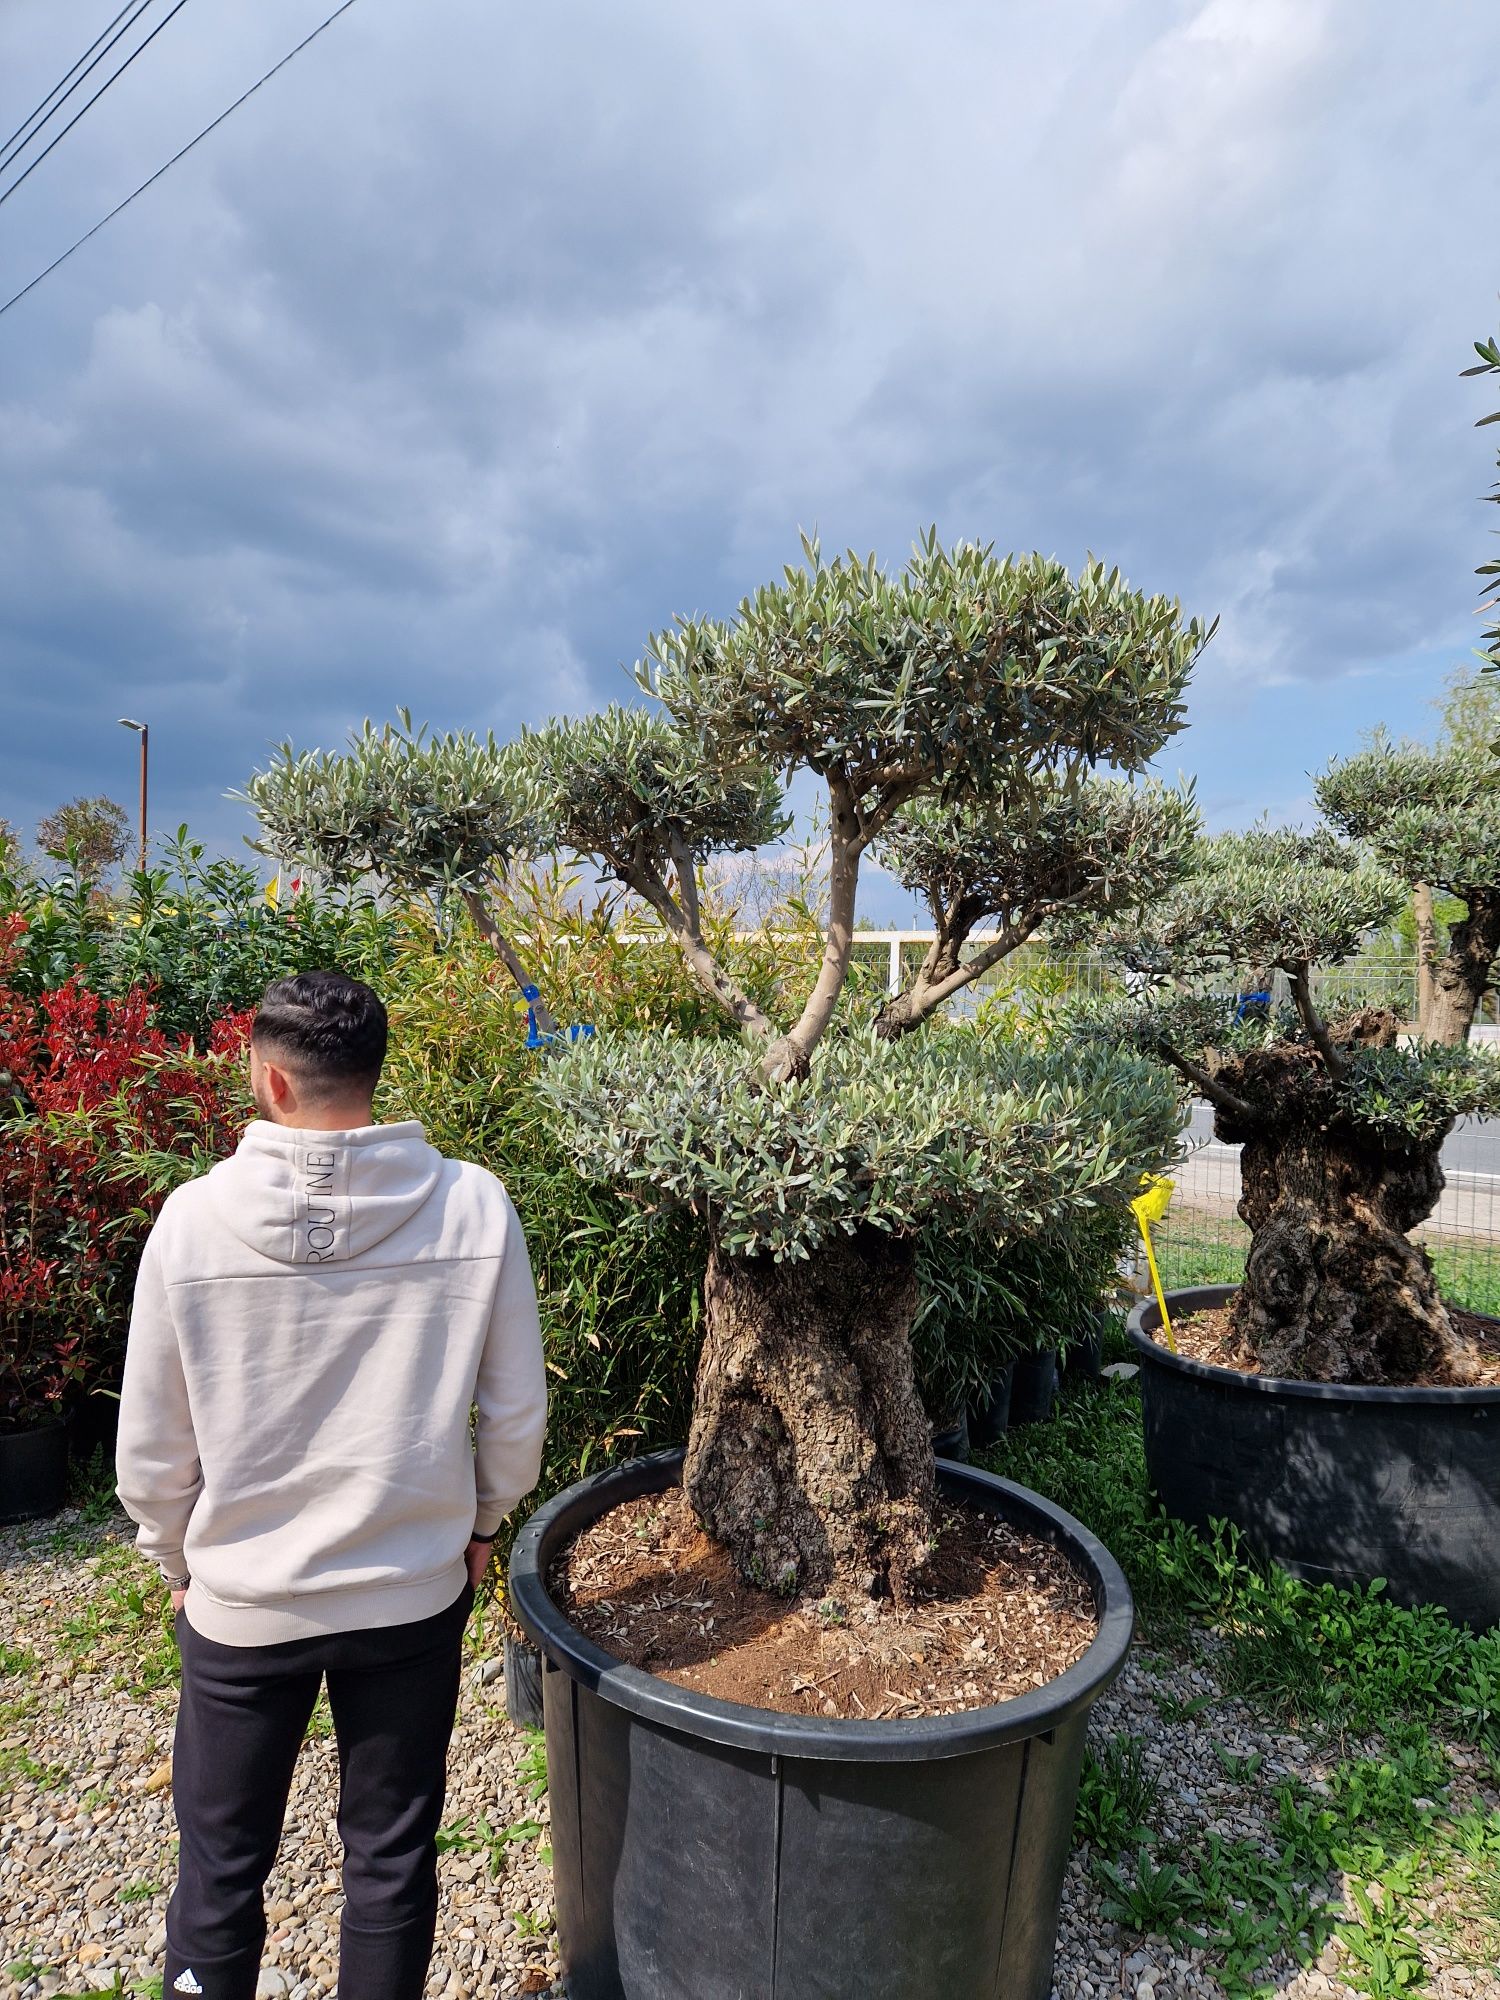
[162,1580,473,2000]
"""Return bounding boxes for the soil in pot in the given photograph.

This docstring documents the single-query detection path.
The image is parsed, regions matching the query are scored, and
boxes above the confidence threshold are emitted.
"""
[549,1485,1096,1720]
[1170,1301,1500,1387]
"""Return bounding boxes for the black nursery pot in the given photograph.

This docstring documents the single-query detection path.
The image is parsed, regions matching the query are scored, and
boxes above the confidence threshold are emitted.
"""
[1128,1286,1500,1630]
[1009,1347,1059,1425]
[510,1449,1134,2000]
[930,1405,971,1462]
[968,1362,1015,1448]
[0,1421,70,1526]
[66,1391,120,1469]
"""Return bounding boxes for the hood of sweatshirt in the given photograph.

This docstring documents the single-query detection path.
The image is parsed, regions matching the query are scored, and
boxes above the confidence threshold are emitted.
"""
[204,1120,445,1266]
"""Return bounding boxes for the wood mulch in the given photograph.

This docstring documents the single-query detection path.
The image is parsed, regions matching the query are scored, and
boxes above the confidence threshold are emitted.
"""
[1167,1302,1500,1386]
[550,1486,1097,1721]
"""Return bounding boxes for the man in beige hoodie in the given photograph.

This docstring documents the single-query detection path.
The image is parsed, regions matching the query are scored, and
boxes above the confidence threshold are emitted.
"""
[116,970,548,2000]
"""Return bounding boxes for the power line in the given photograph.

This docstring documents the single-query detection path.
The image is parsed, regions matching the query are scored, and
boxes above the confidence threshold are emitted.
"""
[0,2,146,175]
[0,0,363,323]
[0,0,194,211]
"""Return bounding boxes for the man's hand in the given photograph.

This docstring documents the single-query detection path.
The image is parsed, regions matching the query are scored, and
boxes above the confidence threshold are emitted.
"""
[171,1587,187,1614]
[465,1538,493,1591]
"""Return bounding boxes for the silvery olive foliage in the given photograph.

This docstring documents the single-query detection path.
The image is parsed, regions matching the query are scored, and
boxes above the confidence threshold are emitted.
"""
[1110,830,1404,984]
[879,780,1198,933]
[639,532,1210,798]
[507,707,787,882]
[871,779,1199,1025]
[1317,743,1500,902]
[538,1028,1184,1262]
[239,711,531,906]
[526,533,1210,1076]
[1096,829,1500,1136]
[239,711,559,1023]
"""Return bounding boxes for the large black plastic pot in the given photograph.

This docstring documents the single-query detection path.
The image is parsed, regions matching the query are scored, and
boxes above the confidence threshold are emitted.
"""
[510,1448,1134,2000]
[1128,1285,1500,1630]
[0,1421,69,1525]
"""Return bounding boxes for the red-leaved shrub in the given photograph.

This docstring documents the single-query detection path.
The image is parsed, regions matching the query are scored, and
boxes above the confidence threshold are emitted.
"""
[0,914,250,1429]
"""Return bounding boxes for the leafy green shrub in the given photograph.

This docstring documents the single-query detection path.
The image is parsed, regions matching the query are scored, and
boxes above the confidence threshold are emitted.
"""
[1,831,395,1046]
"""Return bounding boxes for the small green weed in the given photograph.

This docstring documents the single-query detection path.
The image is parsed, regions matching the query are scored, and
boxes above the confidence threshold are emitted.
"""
[1093,1846,1200,1943]
[1213,1745,1264,1784]
[118,1878,163,1905]
[0,1643,38,1678]
[518,1726,548,1801]
[1075,1732,1161,1857]
[1336,1870,1427,1996]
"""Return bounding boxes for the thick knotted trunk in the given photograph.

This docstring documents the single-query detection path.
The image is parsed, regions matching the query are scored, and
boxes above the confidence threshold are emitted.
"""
[1425,892,1500,1046]
[1209,1048,1480,1383]
[683,1229,937,1603]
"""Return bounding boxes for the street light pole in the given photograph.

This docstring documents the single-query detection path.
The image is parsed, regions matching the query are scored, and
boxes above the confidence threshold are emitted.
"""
[117,718,148,875]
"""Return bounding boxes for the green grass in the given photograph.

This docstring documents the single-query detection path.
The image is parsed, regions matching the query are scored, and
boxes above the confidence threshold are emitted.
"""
[981,1378,1500,1994]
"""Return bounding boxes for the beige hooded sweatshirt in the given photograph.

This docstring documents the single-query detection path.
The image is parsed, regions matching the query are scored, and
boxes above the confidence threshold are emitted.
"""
[116,1120,547,1647]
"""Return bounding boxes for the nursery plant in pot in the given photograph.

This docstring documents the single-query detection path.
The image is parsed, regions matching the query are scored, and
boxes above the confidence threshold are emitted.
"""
[497,535,1205,2000]
[1105,827,1500,1626]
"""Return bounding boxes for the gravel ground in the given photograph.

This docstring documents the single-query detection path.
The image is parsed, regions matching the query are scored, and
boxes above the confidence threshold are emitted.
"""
[4,1507,1498,2000]
[2,1510,562,2000]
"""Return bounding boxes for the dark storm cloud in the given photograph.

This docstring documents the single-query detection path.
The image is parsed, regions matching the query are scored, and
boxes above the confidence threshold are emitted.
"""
[0,0,1496,883]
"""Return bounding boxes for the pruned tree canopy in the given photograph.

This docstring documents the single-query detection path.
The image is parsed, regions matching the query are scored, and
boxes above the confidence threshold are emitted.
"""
[872,778,1199,1035]
[541,1027,1182,1263]
[1116,828,1403,987]
[241,711,530,897]
[1318,742,1500,900]
[1318,738,1500,1045]
[529,534,1210,1076]
[239,711,553,1027]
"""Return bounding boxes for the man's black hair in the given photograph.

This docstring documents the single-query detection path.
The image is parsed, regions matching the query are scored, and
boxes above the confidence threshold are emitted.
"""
[252,971,388,1094]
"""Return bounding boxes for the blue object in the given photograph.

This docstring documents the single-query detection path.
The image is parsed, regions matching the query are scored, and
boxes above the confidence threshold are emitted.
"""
[525,1009,597,1050]
[1233,990,1272,1024]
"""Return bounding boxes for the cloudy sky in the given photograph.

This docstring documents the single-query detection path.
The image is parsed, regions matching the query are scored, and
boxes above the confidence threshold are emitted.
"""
[1,0,1497,918]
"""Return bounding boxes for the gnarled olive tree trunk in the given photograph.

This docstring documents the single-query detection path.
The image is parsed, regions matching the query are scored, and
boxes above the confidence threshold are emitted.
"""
[1210,1034,1480,1384]
[1425,891,1500,1047]
[683,1228,937,1603]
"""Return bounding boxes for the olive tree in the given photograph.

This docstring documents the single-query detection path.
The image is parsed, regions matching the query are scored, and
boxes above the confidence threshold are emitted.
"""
[513,535,1207,1602]
[1318,740,1500,1045]
[239,711,559,1032]
[1107,829,1500,1385]
[869,778,1199,1038]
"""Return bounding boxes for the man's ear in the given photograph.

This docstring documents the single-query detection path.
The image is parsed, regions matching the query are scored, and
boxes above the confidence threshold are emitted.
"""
[263,1060,294,1106]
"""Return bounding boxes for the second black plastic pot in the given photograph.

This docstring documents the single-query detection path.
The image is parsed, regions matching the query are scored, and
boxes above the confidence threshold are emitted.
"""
[1128,1286,1500,1629]
[0,1422,69,1525]
[510,1448,1134,2000]
[968,1362,1015,1448]
[1009,1348,1059,1425]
